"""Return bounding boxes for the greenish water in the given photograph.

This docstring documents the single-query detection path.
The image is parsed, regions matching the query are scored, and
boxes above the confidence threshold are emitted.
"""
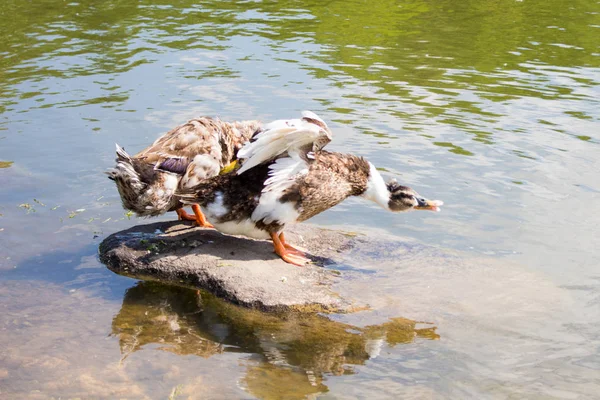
[1,0,599,398]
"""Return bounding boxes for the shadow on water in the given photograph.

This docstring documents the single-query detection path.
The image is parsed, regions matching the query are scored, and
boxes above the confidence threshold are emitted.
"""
[112,281,439,398]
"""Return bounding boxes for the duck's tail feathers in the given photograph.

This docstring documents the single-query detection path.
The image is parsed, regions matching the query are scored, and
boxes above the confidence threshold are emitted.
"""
[174,186,202,206]
[115,143,132,162]
[175,192,196,206]
[105,144,143,190]
[236,111,331,175]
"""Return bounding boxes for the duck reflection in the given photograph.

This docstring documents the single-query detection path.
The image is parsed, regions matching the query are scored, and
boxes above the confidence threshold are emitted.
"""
[112,282,439,398]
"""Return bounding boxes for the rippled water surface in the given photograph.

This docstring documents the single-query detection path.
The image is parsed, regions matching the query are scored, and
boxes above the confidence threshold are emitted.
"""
[1,0,599,398]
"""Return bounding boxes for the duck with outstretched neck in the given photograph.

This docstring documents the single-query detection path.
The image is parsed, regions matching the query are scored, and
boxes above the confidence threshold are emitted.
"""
[177,111,443,265]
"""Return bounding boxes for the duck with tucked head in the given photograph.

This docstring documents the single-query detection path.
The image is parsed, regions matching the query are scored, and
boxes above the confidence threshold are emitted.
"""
[106,117,261,227]
[177,111,443,265]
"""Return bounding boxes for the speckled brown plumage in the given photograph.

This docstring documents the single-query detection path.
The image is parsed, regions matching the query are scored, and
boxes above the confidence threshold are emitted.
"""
[107,117,261,217]
[137,118,259,173]
[182,163,285,233]
[283,151,370,222]
[178,151,371,232]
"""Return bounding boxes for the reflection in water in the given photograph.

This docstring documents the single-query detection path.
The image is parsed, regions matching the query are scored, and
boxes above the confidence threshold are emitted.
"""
[112,282,438,398]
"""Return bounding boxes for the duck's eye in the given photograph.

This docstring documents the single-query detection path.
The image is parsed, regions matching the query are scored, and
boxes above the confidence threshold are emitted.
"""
[414,197,427,207]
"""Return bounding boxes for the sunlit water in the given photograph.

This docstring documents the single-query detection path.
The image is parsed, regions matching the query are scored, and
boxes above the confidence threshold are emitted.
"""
[1,0,599,398]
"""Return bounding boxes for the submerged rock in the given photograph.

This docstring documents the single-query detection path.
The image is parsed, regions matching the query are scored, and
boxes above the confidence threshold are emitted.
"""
[99,221,364,312]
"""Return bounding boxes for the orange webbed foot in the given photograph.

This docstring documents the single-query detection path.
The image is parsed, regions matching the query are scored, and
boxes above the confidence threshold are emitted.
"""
[280,252,311,266]
[279,232,306,257]
[271,232,310,266]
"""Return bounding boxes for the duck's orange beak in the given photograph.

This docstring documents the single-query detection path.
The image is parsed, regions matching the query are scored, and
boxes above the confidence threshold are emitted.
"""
[414,198,444,212]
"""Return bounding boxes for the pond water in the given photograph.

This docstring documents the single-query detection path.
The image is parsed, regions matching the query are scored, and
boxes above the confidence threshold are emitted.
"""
[1,0,599,398]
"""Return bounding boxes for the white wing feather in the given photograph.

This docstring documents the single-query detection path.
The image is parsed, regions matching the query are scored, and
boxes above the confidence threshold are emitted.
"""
[251,154,308,224]
[237,111,331,175]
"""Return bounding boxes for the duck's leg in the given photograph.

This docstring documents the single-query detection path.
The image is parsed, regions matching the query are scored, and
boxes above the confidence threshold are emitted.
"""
[176,208,196,221]
[191,204,214,228]
[271,232,310,266]
[176,206,214,228]
[278,232,305,256]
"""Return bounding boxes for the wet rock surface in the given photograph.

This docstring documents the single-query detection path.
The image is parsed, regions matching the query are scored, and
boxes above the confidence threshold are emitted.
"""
[99,221,365,312]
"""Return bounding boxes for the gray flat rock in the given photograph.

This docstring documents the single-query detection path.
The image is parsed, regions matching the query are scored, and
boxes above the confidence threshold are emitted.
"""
[99,221,361,312]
